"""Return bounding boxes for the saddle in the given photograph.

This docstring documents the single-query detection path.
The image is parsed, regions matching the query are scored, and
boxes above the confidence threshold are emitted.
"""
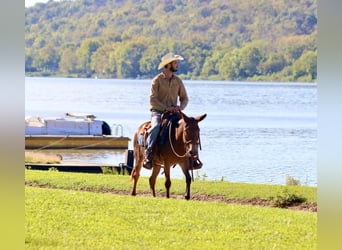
[137,112,181,147]
[158,112,181,145]
[137,122,151,147]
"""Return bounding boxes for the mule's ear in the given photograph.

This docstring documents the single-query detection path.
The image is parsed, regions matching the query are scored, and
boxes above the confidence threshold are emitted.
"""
[196,113,207,122]
[180,111,189,121]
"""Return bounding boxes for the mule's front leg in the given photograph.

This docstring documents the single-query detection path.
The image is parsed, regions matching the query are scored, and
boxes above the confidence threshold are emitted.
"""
[163,166,171,198]
[181,166,192,200]
[149,165,160,197]
[184,173,191,200]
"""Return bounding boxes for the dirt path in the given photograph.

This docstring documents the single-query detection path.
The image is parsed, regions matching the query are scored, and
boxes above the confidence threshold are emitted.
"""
[25,182,317,212]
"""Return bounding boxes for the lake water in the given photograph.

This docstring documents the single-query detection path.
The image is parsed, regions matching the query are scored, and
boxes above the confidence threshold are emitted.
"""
[25,77,317,186]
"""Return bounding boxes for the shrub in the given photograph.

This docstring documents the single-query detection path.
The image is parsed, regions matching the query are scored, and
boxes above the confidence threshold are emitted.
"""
[269,189,306,208]
[286,175,301,186]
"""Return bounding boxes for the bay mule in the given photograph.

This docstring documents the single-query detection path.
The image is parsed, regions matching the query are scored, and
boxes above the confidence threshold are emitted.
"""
[130,111,207,200]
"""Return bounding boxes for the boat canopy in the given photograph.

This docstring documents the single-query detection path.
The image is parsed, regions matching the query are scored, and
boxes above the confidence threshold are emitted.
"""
[25,114,111,135]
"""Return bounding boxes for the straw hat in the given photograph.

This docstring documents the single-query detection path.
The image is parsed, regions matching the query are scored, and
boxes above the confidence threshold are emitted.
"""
[157,52,184,70]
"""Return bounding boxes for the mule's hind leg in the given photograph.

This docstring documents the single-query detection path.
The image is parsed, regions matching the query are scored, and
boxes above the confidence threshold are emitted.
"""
[131,146,144,196]
[131,167,139,196]
[131,162,141,196]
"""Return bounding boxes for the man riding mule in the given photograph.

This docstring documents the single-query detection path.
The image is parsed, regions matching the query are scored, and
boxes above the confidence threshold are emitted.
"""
[130,52,206,200]
[131,111,207,200]
[143,52,203,169]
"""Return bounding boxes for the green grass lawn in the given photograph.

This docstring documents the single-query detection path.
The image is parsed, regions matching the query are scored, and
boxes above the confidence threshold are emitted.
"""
[25,170,317,203]
[25,170,317,249]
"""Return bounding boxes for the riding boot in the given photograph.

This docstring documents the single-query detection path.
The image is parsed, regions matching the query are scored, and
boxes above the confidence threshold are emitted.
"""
[192,158,203,170]
[143,148,153,170]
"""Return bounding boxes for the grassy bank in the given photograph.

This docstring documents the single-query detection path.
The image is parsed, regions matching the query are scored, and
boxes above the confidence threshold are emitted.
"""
[26,187,316,249]
[25,170,317,204]
[25,170,317,249]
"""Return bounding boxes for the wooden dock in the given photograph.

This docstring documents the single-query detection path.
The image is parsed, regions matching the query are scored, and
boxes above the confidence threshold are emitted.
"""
[25,135,130,150]
[25,161,133,174]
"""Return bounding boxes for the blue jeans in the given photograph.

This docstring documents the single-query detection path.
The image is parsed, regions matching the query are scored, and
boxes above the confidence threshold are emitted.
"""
[145,110,162,156]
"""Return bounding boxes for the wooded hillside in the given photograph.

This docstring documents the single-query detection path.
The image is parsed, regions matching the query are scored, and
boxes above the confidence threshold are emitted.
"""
[25,0,317,82]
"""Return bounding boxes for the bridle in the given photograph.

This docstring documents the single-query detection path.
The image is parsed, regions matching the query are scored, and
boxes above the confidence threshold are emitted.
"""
[168,119,202,159]
[167,114,204,181]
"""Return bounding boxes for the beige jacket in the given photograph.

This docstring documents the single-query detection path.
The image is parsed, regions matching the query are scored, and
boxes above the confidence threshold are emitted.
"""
[149,72,189,112]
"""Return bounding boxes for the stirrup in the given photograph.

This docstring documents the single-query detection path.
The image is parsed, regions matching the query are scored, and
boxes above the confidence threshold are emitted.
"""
[192,159,202,170]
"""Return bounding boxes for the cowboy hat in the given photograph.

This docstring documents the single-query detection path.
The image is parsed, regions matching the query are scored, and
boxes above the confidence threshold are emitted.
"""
[157,52,184,70]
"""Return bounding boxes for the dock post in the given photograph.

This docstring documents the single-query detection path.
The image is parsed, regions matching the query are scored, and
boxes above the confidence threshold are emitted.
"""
[124,149,134,174]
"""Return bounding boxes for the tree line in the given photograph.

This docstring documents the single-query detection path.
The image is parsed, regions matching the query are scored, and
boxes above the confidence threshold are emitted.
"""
[25,0,317,82]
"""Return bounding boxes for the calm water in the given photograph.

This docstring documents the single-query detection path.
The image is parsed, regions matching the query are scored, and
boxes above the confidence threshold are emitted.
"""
[25,77,317,186]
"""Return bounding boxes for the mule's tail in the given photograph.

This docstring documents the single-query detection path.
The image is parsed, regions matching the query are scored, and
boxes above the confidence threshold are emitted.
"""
[130,131,144,181]
[130,167,136,181]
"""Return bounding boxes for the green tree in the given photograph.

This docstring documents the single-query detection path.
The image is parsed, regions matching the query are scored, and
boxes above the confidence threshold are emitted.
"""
[90,43,115,78]
[139,53,159,78]
[218,43,263,80]
[218,49,240,80]
[25,0,317,82]
[239,45,262,78]
[32,43,60,72]
[292,50,317,81]
[112,41,147,78]
[25,48,35,72]
[59,47,78,74]
[259,53,287,75]
[200,50,224,79]
[76,38,101,76]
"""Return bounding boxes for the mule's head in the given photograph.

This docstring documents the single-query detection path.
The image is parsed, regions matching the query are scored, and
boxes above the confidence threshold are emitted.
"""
[180,112,207,160]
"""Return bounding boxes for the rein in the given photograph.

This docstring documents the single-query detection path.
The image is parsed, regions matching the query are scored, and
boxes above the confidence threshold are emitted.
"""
[168,120,202,158]
[168,123,188,158]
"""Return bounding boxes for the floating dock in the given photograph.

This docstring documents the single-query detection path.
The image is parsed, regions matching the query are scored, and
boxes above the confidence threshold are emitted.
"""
[25,135,130,150]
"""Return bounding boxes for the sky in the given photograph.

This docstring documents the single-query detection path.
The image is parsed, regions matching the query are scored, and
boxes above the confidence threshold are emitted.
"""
[25,0,48,7]
[25,0,61,7]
